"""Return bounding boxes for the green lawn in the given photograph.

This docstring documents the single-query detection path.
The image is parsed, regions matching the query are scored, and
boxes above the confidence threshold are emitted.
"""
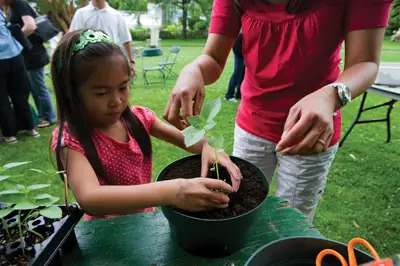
[1,39,399,258]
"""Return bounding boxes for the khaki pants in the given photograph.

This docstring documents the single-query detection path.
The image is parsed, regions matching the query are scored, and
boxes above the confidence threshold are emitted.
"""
[233,124,338,221]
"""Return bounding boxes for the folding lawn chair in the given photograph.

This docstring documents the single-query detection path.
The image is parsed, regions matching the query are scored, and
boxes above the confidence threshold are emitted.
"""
[141,48,166,87]
[158,46,180,79]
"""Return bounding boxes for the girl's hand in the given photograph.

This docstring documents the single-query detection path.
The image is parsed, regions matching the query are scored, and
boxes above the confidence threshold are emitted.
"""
[172,178,233,212]
[276,86,339,155]
[201,144,242,192]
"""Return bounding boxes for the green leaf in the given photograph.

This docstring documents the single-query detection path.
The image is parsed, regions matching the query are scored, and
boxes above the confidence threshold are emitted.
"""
[40,206,62,219]
[14,201,39,210]
[27,184,51,191]
[2,162,30,169]
[0,208,13,219]
[0,190,22,195]
[0,176,10,182]
[30,168,45,174]
[200,98,221,122]
[15,184,25,190]
[34,194,53,200]
[2,182,16,190]
[182,126,205,147]
[35,194,59,206]
[208,133,224,149]
[204,120,217,131]
[186,116,206,129]
[0,189,23,204]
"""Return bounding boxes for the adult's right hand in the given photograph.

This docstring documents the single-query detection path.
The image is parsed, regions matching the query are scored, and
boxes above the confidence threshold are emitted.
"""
[163,65,205,130]
[172,178,233,212]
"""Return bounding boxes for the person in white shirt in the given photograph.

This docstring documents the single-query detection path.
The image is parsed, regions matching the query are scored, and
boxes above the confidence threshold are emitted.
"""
[69,0,136,76]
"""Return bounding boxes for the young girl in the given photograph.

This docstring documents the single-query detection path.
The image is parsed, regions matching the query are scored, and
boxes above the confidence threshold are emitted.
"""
[50,29,241,220]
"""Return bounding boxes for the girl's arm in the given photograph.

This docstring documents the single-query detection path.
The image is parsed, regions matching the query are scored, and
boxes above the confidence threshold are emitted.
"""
[150,117,242,191]
[61,148,233,216]
[163,34,236,129]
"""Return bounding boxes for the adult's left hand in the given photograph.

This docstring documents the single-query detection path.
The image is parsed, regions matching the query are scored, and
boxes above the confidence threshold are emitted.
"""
[275,86,340,155]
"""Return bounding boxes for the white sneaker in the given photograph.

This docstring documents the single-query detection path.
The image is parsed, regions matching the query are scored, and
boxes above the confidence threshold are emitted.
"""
[226,98,238,103]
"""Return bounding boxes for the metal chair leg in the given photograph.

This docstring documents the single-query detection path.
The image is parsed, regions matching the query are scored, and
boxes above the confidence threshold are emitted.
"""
[339,92,368,147]
[385,100,396,143]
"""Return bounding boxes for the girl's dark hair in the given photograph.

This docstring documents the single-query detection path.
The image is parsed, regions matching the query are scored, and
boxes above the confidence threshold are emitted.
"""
[51,30,151,180]
[234,0,305,14]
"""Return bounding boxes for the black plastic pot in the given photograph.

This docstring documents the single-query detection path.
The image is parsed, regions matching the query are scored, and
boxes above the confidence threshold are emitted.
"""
[0,204,83,266]
[157,155,269,257]
[245,237,374,266]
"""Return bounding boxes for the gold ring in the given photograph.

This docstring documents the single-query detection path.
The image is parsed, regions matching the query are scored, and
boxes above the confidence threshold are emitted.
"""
[316,139,326,146]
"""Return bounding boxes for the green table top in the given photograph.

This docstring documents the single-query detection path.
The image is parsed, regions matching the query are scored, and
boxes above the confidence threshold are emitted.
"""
[63,196,323,265]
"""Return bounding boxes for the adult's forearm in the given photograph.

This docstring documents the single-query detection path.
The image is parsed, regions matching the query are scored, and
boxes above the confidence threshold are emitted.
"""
[337,61,379,98]
[189,54,225,85]
[123,41,134,61]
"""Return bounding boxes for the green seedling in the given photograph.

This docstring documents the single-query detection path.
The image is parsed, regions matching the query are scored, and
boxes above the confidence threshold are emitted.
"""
[182,98,225,180]
[30,169,68,208]
[0,162,30,190]
[0,164,63,256]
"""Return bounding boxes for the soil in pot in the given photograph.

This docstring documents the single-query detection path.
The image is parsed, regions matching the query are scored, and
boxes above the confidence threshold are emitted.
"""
[159,156,267,219]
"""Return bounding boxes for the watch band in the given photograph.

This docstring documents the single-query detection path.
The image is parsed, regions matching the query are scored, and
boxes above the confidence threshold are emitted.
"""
[327,82,351,107]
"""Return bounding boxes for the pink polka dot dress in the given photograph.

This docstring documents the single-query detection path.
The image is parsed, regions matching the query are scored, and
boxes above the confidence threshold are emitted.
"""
[52,106,156,220]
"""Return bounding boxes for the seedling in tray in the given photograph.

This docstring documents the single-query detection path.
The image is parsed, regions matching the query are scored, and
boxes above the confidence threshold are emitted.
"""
[0,163,63,257]
[182,98,225,180]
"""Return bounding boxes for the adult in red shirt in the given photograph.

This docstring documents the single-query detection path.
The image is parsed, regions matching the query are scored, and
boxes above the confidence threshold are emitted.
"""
[164,0,392,220]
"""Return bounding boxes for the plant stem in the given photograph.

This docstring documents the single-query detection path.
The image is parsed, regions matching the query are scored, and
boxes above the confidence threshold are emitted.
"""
[214,148,220,180]
[63,173,69,208]
[26,227,43,239]
[1,218,11,240]
[18,211,25,256]
[22,210,33,226]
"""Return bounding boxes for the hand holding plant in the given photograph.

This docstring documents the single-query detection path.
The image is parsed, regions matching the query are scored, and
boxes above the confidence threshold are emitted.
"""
[171,178,233,212]
[182,98,242,192]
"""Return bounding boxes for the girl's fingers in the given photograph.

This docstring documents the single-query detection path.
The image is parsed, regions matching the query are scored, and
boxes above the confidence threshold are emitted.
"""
[203,178,233,194]
[204,190,230,204]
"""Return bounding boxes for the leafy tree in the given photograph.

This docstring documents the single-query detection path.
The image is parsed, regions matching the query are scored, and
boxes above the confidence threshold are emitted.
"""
[108,0,147,26]
[386,0,400,36]
[152,0,211,39]
[33,0,87,33]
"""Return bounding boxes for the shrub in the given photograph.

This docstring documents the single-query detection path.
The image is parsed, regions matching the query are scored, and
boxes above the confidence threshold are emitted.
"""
[160,24,182,39]
[130,26,150,41]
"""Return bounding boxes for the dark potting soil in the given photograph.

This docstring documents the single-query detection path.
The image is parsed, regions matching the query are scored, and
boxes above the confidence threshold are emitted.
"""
[0,214,61,265]
[160,157,267,219]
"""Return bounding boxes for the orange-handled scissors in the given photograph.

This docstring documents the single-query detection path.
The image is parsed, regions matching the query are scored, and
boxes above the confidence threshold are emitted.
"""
[316,238,380,266]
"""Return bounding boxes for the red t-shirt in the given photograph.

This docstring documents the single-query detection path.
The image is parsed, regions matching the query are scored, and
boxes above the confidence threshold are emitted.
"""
[210,0,392,145]
[51,106,156,220]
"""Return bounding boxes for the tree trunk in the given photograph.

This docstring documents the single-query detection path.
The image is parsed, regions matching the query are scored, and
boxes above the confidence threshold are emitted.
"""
[182,1,189,39]
[41,0,82,33]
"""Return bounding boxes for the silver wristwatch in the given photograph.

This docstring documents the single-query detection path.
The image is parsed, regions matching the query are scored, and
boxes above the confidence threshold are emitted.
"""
[328,82,352,107]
